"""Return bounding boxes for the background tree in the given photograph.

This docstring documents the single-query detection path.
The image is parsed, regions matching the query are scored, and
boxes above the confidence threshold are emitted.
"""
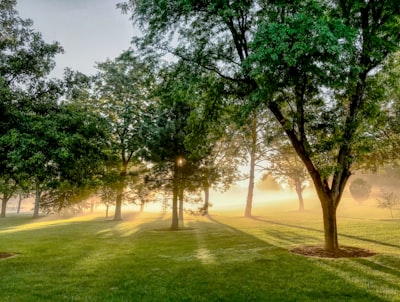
[92,50,155,220]
[349,178,371,203]
[267,143,310,211]
[377,190,400,219]
[141,62,215,229]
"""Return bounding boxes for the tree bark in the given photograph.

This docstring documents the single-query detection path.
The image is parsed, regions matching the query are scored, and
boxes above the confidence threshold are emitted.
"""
[17,193,23,214]
[113,162,128,221]
[321,199,339,253]
[1,199,7,218]
[170,176,179,230]
[178,186,184,228]
[114,191,123,221]
[294,179,305,211]
[245,114,257,217]
[202,186,209,215]
[33,184,42,218]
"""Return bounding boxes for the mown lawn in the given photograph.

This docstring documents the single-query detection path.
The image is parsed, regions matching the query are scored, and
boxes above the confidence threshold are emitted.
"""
[0,207,399,302]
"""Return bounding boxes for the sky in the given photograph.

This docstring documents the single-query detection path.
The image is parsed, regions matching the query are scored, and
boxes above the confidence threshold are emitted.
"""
[16,0,140,78]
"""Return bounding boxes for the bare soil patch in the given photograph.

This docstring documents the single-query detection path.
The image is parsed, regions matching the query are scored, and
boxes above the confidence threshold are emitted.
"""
[0,252,15,260]
[290,246,377,258]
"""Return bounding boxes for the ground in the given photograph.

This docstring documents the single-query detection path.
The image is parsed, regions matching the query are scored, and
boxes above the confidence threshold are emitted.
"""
[290,246,377,258]
[0,246,376,260]
[0,252,14,259]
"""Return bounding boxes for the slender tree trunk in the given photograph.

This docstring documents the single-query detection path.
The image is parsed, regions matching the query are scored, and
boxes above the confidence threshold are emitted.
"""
[105,205,109,218]
[294,179,305,211]
[33,184,42,218]
[139,201,145,213]
[245,113,257,218]
[170,177,179,230]
[178,186,184,227]
[17,193,23,214]
[114,163,128,221]
[202,186,210,215]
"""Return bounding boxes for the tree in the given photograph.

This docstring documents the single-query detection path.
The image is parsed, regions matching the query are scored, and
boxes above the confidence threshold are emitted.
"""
[119,0,400,254]
[249,0,400,252]
[92,50,155,220]
[141,62,219,229]
[0,176,17,218]
[239,106,276,217]
[349,178,371,203]
[0,0,63,215]
[267,143,310,211]
[377,190,400,219]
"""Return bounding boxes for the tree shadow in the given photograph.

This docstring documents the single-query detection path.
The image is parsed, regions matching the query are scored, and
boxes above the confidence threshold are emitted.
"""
[250,216,400,250]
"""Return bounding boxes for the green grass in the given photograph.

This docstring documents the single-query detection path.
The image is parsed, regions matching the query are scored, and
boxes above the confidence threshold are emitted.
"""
[0,207,399,302]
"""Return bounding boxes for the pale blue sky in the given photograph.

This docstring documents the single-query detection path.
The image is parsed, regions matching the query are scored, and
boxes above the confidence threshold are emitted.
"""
[16,0,139,78]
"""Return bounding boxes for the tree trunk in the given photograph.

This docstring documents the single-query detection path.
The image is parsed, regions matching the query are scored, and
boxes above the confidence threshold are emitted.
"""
[245,114,257,217]
[170,177,179,230]
[113,190,123,221]
[105,205,109,218]
[202,186,209,215]
[33,185,41,218]
[17,193,23,214]
[1,198,7,218]
[139,201,144,213]
[178,186,184,227]
[294,179,305,211]
[114,163,128,221]
[321,197,339,253]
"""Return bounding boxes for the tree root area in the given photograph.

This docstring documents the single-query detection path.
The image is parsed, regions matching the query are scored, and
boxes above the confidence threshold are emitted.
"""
[290,246,377,258]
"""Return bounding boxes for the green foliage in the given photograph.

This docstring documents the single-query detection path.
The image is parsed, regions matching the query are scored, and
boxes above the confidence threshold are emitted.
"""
[349,178,372,203]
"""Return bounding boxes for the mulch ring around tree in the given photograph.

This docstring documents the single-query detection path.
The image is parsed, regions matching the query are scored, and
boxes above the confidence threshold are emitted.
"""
[0,252,16,260]
[290,246,377,258]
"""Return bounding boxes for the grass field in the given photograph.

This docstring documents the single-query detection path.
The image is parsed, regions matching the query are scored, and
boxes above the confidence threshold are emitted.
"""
[0,197,399,302]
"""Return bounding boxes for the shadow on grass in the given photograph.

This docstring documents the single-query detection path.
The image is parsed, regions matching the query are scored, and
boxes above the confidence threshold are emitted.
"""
[250,216,400,250]
[0,212,395,301]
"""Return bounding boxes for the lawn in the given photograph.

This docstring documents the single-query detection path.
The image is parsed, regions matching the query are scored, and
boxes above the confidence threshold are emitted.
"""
[0,203,399,302]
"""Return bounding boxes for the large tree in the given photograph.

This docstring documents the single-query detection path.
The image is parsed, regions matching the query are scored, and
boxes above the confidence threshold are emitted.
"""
[92,50,155,220]
[119,0,400,253]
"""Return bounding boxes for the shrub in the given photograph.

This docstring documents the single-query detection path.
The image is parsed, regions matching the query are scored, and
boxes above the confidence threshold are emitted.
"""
[349,178,371,203]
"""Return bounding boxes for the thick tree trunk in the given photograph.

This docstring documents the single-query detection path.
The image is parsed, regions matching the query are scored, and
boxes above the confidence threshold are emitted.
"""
[114,190,123,221]
[178,186,184,228]
[33,185,41,218]
[170,178,179,230]
[295,180,305,211]
[320,196,339,253]
[1,198,7,218]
